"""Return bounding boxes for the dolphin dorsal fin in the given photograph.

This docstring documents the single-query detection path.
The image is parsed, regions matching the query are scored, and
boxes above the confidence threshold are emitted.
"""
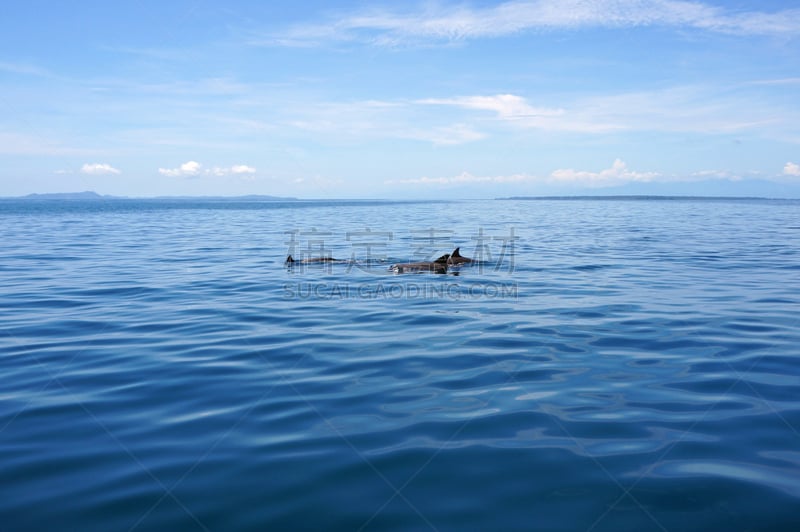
[452,247,462,257]
[286,255,294,263]
[434,253,450,263]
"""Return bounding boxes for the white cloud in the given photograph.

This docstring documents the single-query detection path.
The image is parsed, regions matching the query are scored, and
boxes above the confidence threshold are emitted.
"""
[231,164,256,174]
[159,161,202,177]
[419,86,794,135]
[784,162,800,177]
[690,170,744,182]
[282,84,796,142]
[418,93,618,133]
[386,171,532,186]
[159,161,257,179]
[550,159,659,187]
[259,1,800,47]
[281,87,785,142]
[209,164,257,177]
[178,160,202,175]
[386,161,786,189]
[384,159,661,187]
[388,159,660,187]
[419,94,564,120]
[81,163,120,175]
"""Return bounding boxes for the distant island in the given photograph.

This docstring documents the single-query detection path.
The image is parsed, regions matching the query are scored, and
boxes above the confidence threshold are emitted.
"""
[496,195,772,201]
[22,191,115,200]
[11,191,298,201]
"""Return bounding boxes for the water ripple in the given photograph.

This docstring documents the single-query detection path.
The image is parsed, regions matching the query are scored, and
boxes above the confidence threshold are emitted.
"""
[1,198,799,530]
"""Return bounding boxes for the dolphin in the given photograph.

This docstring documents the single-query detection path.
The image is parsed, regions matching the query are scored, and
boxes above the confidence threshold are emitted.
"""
[286,255,342,264]
[390,253,449,274]
[447,247,474,265]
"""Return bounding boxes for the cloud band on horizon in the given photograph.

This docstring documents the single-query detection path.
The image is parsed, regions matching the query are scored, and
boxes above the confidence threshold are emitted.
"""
[158,161,257,179]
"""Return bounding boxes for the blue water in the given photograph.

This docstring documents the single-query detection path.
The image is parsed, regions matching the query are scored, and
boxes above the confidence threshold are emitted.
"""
[1,198,799,531]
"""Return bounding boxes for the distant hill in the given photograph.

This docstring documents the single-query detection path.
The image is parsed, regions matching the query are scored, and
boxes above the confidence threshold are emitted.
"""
[12,191,298,201]
[22,191,117,200]
[496,195,770,201]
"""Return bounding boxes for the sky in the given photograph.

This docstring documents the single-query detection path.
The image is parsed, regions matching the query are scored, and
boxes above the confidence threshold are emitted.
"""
[1,0,799,199]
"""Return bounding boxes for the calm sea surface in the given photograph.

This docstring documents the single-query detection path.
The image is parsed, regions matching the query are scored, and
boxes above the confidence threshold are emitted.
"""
[1,198,799,531]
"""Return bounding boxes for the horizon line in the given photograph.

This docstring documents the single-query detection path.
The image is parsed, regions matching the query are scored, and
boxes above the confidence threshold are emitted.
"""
[3,191,799,202]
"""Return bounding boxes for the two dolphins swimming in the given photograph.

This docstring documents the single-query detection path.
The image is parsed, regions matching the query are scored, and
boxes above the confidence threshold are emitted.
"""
[286,247,474,274]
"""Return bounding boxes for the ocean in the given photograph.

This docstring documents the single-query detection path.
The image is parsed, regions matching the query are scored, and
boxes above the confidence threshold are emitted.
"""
[1,197,799,531]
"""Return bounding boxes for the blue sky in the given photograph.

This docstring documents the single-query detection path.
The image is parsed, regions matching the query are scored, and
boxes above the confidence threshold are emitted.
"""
[1,0,799,198]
